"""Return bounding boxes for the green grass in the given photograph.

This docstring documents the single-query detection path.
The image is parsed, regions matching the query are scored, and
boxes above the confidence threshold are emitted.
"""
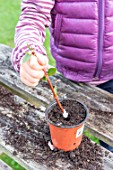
[0,0,21,47]
[44,29,56,66]
[0,0,55,66]
[84,131,100,144]
[0,153,25,170]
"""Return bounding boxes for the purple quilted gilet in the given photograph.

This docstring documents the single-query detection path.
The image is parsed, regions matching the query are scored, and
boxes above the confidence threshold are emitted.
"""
[50,0,113,82]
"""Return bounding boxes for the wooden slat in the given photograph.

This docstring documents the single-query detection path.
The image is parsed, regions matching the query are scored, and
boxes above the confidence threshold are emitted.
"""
[0,138,48,170]
[0,159,13,170]
[0,94,112,170]
[0,45,113,146]
[0,135,113,170]
[0,75,48,108]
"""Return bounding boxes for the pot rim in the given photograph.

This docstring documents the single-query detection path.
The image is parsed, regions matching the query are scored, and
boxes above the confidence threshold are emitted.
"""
[45,98,89,129]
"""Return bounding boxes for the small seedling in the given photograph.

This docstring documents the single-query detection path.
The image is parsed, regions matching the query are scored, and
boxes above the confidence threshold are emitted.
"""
[23,45,68,118]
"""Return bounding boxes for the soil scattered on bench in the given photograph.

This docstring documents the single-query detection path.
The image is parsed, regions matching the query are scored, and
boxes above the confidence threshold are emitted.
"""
[0,86,106,170]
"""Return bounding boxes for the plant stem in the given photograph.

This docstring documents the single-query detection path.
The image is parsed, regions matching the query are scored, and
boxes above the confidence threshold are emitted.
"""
[44,70,64,113]
[32,52,65,113]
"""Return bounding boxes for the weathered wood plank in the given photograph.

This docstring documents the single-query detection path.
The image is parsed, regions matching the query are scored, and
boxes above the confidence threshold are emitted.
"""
[0,75,48,108]
[0,139,48,170]
[0,159,13,170]
[0,44,113,147]
[1,133,113,170]
[0,136,113,170]
[0,90,112,170]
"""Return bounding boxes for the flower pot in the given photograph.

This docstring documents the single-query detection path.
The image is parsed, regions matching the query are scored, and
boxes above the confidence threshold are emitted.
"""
[46,98,89,151]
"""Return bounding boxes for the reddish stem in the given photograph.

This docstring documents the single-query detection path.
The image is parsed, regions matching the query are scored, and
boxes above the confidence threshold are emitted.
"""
[44,70,64,113]
[32,51,64,113]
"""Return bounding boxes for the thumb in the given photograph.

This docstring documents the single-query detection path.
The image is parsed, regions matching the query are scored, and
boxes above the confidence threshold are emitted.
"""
[36,53,48,66]
[29,55,38,68]
[38,57,46,66]
[29,54,46,70]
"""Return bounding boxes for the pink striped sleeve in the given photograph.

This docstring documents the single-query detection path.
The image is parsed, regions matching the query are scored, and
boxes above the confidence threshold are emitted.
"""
[11,0,54,72]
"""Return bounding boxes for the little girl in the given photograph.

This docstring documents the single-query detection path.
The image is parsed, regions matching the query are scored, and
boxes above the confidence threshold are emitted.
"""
[11,0,113,152]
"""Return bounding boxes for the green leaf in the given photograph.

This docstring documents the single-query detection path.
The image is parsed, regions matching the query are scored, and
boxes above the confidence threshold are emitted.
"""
[42,76,47,81]
[48,68,57,76]
[23,53,31,63]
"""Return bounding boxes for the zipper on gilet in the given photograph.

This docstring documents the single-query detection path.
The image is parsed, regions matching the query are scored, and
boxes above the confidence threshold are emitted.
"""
[93,0,104,80]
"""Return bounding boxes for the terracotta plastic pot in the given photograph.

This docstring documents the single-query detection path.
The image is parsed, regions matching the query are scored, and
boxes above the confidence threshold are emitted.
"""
[46,99,89,152]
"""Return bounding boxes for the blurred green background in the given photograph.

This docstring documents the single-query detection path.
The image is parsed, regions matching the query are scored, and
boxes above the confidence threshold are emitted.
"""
[0,0,55,66]
[0,0,21,47]
[0,0,99,169]
[0,0,26,169]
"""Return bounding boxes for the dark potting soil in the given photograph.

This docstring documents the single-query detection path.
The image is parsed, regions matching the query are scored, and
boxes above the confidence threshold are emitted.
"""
[48,99,87,126]
[0,86,105,170]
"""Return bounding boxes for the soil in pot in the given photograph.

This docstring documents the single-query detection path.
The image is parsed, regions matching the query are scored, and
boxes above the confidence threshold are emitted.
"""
[48,99,87,126]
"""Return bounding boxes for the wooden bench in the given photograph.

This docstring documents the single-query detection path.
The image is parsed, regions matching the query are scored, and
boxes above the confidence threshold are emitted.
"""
[0,43,113,170]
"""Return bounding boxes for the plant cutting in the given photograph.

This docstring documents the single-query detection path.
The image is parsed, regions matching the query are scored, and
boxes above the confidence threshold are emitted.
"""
[23,45,68,119]
[23,46,89,151]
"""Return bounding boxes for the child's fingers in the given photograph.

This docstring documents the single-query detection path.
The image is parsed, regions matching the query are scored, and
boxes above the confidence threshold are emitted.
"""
[20,68,39,83]
[20,62,45,80]
[37,54,48,66]
[29,55,46,70]
[22,62,44,78]
[33,52,48,67]
[36,70,45,79]
[20,75,39,87]
[29,55,37,67]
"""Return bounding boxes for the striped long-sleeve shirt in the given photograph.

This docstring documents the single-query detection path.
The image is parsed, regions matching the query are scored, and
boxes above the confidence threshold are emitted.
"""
[11,0,54,72]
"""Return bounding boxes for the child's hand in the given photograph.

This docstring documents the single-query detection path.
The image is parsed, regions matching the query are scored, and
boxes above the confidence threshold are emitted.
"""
[20,52,48,87]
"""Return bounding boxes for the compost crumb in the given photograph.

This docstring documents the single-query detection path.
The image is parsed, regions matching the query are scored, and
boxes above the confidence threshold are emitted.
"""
[48,99,87,126]
[0,86,105,170]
